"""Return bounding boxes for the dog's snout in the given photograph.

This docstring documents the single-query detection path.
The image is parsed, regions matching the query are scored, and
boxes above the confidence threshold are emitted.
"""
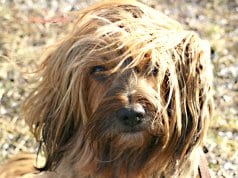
[117,104,145,127]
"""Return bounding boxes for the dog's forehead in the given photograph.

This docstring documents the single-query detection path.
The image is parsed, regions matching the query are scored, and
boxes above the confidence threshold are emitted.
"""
[92,47,155,70]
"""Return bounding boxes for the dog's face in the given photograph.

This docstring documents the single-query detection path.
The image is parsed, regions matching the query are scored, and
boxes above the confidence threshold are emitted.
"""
[23,1,213,176]
[86,52,166,155]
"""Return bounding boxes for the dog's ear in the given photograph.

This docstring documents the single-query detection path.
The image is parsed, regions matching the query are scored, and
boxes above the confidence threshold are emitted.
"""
[22,38,90,171]
[174,35,213,158]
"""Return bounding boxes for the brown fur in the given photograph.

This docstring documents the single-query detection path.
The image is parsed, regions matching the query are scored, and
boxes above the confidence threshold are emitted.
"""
[0,0,213,177]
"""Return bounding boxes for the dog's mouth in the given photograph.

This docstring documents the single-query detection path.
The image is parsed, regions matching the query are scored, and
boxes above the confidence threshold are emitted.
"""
[119,125,145,134]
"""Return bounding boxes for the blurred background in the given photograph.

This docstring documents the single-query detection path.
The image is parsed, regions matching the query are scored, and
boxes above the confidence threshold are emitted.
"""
[0,0,237,177]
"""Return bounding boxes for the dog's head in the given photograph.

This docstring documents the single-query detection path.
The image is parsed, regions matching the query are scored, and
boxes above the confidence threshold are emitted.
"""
[23,1,213,176]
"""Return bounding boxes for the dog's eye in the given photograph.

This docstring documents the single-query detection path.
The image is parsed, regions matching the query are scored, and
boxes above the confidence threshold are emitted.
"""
[122,57,133,67]
[151,67,158,77]
[91,65,106,74]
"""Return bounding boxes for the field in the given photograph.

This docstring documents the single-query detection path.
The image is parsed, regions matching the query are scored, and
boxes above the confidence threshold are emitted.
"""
[0,0,237,177]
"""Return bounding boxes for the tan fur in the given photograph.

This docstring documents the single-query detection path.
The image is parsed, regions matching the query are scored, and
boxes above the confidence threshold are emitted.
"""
[0,153,39,178]
[0,1,213,177]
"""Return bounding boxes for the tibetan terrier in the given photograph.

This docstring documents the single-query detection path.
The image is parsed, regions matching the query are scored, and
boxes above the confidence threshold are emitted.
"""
[0,1,213,178]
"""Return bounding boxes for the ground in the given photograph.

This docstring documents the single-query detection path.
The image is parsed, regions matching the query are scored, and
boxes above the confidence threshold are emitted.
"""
[0,0,237,177]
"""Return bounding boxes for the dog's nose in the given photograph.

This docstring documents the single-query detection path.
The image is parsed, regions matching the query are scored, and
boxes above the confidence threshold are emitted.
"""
[117,104,145,127]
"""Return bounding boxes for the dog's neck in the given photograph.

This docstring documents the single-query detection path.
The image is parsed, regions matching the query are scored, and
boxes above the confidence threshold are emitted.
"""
[45,147,201,178]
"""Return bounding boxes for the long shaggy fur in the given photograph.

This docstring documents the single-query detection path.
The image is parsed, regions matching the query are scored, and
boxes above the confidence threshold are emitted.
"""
[0,1,213,178]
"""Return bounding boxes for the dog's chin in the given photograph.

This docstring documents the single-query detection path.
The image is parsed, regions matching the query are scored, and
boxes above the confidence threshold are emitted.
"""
[113,130,148,149]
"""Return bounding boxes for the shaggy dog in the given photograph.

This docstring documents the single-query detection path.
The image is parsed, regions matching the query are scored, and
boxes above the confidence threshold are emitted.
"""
[0,0,213,177]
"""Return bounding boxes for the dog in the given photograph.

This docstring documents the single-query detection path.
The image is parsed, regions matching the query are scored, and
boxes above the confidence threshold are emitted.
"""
[0,0,213,177]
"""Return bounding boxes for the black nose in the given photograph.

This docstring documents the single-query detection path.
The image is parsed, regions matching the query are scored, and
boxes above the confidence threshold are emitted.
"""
[117,104,145,127]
